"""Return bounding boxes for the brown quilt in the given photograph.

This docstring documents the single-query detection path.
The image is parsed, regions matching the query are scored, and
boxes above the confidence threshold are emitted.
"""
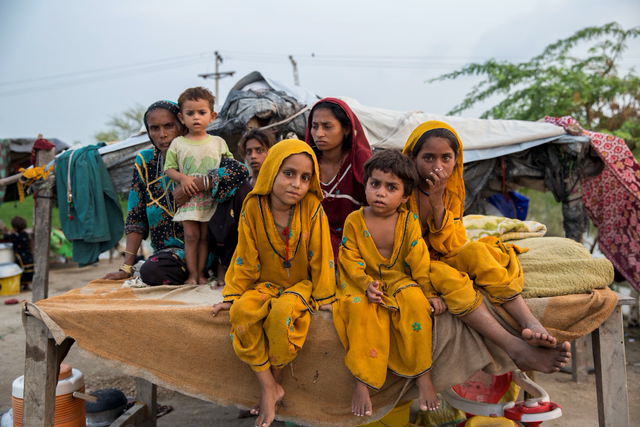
[27,236,617,427]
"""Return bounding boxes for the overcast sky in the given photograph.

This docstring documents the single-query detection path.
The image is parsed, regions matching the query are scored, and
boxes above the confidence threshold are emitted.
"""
[1,0,638,144]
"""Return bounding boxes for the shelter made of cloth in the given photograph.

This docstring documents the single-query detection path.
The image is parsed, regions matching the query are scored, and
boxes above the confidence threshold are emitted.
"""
[55,143,123,267]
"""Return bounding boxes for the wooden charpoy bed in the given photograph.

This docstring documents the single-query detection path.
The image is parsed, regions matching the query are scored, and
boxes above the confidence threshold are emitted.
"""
[18,236,634,427]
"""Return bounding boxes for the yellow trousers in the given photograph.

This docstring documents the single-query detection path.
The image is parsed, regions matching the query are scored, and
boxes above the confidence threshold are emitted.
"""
[229,283,310,372]
[333,286,433,389]
[431,240,523,316]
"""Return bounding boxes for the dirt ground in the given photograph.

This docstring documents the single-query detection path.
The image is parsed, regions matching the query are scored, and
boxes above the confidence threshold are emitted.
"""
[1,259,639,427]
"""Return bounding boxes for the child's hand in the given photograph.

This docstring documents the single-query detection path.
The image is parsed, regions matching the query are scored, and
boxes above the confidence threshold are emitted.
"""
[181,175,199,197]
[319,303,333,312]
[428,297,447,316]
[366,281,383,304]
[211,301,232,316]
[425,168,449,204]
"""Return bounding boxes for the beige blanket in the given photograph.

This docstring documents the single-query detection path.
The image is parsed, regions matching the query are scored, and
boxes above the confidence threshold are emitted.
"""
[28,237,617,427]
[463,215,547,242]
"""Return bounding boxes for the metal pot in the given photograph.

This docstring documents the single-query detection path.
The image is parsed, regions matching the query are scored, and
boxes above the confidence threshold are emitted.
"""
[85,388,128,427]
[0,262,22,279]
[0,243,14,264]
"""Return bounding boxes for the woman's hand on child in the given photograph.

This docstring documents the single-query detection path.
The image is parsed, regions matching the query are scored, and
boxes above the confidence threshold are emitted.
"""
[366,281,383,304]
[172,184,191,207]
[211,301,232,316]
[180,175,199,197]
[428,297,447,315]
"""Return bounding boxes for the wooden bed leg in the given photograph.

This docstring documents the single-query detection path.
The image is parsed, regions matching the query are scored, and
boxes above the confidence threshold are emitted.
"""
[136,377,157,427]
[592,306,629,427]
[22,314,72,427]
[571,335,590,382]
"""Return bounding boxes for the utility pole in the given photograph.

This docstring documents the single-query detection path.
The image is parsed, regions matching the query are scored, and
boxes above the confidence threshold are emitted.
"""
[199,51,235,107]
[289,55,300,86]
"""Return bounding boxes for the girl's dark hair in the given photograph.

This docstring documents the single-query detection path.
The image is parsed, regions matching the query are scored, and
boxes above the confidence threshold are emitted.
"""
[238,128,276,159]
[363,149,418,197]
[310,101,352,152]
[411,128,460,159]
[11,216,27,232]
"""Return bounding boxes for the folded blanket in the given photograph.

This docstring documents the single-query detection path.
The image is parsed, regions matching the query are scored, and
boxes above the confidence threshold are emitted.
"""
[518,237,614,298]
[463,215,547,242]
[28,237,618,427]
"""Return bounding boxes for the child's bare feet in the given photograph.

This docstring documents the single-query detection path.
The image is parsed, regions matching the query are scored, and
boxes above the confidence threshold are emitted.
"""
[351,378,372,417]
[522,325,557,348]
[254,382,284,427]
[184,275,197,285]
[251,368,283,416]
[217,264,227,288]
[508,341,571,373]
[416,371,440,411]
[197,275,209,285]
[249,401,260,416]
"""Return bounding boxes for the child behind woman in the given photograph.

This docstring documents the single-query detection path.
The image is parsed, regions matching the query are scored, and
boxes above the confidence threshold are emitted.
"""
[212,140,336,427]
[165,86,233,285]
[333,149,443,418]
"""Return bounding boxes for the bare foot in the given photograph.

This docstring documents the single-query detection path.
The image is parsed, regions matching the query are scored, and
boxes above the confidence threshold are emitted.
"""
[249,401,260,416]
[522,325,557,348]
[255,382,284,427]
[508,340,571,373]
[197,276,209,285]
[416,371,440,411]
[351,378,372,417]
[184,275,197,285]
[217,264,227,288]
[237,408,256,418]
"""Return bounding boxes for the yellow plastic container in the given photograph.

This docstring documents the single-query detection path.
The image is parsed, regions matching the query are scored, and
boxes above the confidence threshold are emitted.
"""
[0,273,20,295]
[360,400,412,427]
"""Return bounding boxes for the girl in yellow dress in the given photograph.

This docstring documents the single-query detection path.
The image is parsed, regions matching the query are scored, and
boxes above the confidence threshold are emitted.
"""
[212,140,335,427]
[403,121,572,371]
[334,150,442,418]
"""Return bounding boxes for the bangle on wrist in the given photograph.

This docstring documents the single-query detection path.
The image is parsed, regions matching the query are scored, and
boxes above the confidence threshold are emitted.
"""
[119,264,134,277]
[124,250,137,256]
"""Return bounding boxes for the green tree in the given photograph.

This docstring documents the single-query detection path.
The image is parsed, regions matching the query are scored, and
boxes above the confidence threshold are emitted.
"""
[94,104,146,142]
[430,22,640,150]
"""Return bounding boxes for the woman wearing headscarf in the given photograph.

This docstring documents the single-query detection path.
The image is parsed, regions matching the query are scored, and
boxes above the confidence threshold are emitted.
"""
[103,100,249,285]
[402,120,571,372]
[305,98,372,259]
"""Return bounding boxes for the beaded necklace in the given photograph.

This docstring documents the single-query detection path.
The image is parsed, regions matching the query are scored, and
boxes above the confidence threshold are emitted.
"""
[268,198,294,275]
[318,151,347,185]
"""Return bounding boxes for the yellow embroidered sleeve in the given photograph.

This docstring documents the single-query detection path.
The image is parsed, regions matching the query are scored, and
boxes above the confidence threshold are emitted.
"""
[427,192,467,255]
[223,207,260,302]
[338,213,375,294]
[308,205,337,305]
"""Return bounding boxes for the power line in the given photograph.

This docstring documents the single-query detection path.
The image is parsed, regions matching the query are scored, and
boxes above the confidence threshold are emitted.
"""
[0,56,215,98]
[0,52,215,87]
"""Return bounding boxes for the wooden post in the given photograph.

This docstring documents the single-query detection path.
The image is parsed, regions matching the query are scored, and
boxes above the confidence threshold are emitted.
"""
[136,378,157,427]
[22,313,73,427]
[32,147,55,303]
[571,336,591,382]
[592,305,630,427]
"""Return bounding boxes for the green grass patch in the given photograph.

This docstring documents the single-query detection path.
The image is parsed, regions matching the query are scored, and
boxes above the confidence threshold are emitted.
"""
[0,195,128,230]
